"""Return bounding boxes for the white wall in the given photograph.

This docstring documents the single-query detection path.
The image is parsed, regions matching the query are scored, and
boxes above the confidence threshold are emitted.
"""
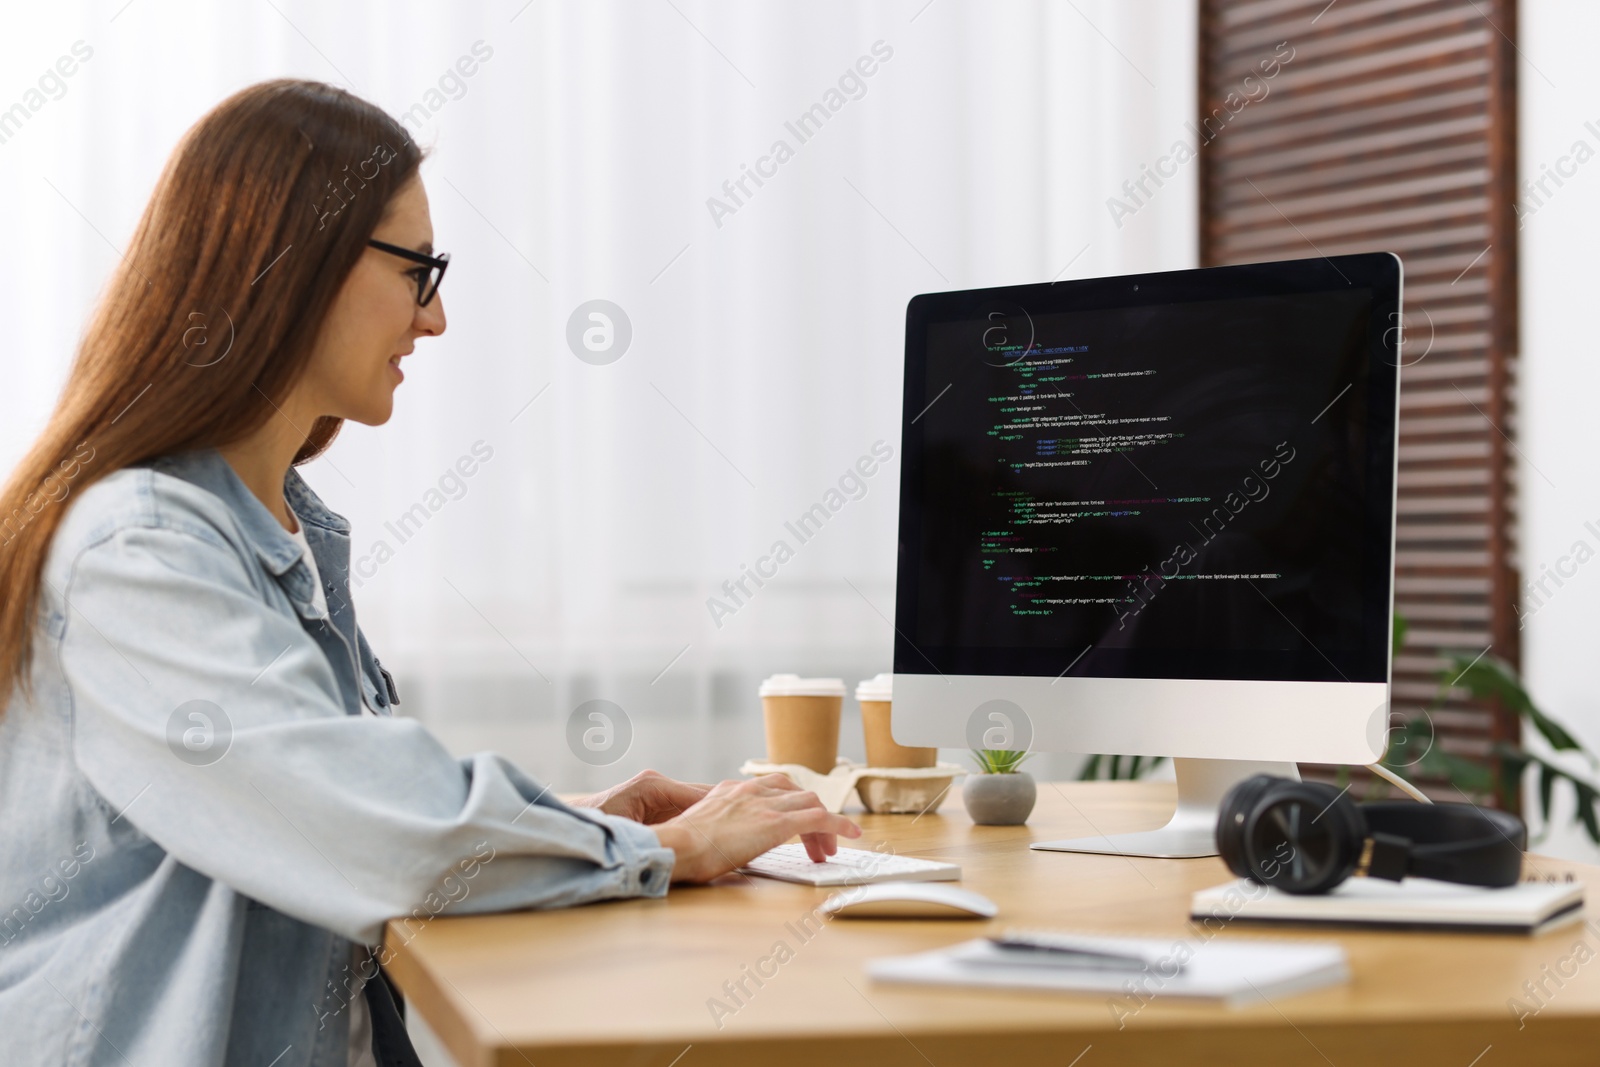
[1517,1,1600,862]
[0,1,1197,792]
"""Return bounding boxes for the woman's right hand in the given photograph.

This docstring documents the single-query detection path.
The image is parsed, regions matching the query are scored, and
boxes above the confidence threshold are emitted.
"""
[650,774,862,883]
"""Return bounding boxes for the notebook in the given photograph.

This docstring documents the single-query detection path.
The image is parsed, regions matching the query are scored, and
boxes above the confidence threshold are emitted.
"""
[1191,877,1587,935]
[867,931,1349,1006]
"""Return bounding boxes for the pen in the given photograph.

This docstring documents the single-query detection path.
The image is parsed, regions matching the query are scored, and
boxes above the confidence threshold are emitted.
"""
[982,935,1177,973]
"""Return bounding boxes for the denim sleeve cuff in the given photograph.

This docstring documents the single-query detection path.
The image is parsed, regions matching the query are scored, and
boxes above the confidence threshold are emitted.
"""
[565,807,676,897]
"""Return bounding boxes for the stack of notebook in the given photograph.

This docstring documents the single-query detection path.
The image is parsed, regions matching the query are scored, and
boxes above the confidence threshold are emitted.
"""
[1190,877,1586,935]
[867,929,1349,1005]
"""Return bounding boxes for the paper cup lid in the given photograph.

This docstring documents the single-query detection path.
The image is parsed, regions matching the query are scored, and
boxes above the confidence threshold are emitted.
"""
[855,672,893,702]
[758,673,846,697]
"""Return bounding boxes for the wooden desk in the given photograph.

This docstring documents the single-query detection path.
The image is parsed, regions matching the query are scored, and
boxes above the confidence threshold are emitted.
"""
[385,781,1600,1067]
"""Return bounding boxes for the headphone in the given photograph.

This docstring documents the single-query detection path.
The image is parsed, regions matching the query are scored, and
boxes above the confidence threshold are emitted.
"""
[1216,775,1526,895]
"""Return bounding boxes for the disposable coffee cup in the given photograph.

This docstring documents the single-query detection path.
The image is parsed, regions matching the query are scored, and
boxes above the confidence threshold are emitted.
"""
[856,673,937,769]
[758,674,845,774]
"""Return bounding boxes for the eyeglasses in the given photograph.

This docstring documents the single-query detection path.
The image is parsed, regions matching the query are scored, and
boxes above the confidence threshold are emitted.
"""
[367,239,450,307]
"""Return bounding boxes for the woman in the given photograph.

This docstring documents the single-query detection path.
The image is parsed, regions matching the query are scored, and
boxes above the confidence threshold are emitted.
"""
[0,80,859,1067]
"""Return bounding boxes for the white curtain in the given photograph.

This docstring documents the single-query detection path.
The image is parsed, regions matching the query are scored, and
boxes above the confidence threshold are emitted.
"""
[2,0,1196,791]
[1518,0,1600,865]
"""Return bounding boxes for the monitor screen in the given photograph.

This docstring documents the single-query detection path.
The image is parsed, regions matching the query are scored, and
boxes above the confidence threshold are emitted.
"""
[895,254,1400,683]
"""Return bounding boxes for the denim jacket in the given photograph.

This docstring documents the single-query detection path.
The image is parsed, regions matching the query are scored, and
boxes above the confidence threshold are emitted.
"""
[0,450,674,1066]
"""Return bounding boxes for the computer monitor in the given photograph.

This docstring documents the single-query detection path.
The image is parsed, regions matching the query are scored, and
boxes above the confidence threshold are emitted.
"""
[891,253,1402,857]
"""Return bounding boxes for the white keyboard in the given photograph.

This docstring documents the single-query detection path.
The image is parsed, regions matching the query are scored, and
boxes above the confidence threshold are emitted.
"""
[739,843,961,886]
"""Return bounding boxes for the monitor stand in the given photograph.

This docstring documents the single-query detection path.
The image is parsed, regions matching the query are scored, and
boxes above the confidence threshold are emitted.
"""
[1030,757,1300,859]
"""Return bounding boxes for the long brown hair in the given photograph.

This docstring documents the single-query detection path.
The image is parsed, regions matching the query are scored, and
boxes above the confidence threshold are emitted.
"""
[0,79,422,700]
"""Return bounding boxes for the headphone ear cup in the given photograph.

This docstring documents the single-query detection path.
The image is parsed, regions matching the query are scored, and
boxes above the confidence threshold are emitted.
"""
[1216,775,1289,880]
[1243,782,1368,894]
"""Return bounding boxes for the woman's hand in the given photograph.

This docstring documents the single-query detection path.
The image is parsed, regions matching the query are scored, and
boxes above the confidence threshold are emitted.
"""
[650,774,863,883]
[570,769,712,825]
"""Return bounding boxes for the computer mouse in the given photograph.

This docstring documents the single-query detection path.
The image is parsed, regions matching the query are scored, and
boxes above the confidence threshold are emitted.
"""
[820,881,998,919]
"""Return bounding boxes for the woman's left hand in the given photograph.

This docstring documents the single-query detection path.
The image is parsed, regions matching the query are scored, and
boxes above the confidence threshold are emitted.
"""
[571,769,713,825]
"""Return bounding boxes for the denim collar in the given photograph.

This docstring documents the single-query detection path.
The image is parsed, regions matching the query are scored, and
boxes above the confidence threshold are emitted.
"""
[148,449,349,579]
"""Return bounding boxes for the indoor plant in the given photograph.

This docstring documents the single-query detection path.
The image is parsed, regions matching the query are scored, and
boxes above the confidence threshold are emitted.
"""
[1074,616,1600,846]
[963,748,1037,825]
[1379,615,1600,843]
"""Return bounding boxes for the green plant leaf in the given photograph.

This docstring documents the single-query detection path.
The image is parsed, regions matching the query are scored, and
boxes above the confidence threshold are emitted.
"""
[1074,753,1167,781]
[1380,716,1431,770]
[1441,653,1532,714]
[1517,750,1600,846]
[1574,780,1600,845]
[1416,745,1496,795]
[1392,613,1408,659]
[1527,705,1587,756]
[971,748,1032,774]
[1441,653,1587,758]
[1539,762,1557,824]
[1495,745,1532,809]
[1357,647,1600,825]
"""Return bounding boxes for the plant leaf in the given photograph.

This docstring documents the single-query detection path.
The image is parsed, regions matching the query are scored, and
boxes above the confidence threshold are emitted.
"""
[1526,704,1585,755]
[1540,761,1557,824]
[973,748,1032,774]
[1441,653,1533,714]
[1442,652,1586,756]
[1494,742,1531,785]
[1380,716,1431,769]
[1392,613,1408,659]
[1417,746,1495,795]
[1077,753,1164,781]
[1574,780,1600,845]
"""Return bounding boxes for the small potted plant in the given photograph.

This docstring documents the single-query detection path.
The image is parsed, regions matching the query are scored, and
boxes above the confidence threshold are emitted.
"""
[963,748,1037,825]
